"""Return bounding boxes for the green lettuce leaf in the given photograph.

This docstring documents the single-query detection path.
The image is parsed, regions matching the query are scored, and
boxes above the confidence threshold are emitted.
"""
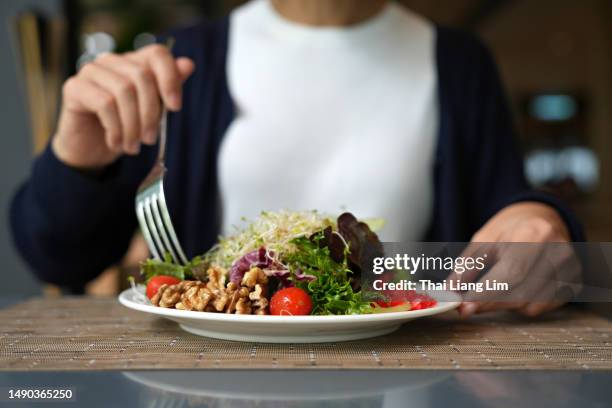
[284,233,373,315]
[139,253,203,282]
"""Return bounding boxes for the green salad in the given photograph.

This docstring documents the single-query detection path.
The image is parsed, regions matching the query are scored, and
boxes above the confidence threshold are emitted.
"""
[141,210,385,315]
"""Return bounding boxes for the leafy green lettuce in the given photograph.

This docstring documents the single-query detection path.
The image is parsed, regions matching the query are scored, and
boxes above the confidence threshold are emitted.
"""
[283,233,373,315]
[140,253,204,282]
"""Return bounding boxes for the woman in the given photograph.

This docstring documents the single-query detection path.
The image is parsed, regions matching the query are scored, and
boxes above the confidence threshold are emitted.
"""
[10,0,583,316]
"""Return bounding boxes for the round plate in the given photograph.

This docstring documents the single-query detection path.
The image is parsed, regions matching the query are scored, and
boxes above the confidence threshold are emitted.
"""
[118,286,460,343]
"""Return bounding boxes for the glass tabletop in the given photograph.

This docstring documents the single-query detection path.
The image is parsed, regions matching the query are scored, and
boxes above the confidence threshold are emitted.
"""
[0,369,610,407]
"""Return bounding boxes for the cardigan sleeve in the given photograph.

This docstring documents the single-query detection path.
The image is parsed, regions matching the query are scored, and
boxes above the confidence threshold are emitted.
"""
[450,30,585,241]
[9,144,154,291]
[9,18,229,291]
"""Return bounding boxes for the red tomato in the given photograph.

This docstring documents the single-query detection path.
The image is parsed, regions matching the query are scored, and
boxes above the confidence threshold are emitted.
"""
[270,287,313,316]
[376,291,437,311]
[375,300,407,308]
[146,275,182,299]
[410,293,437,310]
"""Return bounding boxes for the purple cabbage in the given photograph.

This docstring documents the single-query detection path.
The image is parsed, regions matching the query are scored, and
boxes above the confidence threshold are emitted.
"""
[230,247,271,283]
[293,269,316,281]
[260,268,314,288]
[266,268,315,287]
[229,247,315,286]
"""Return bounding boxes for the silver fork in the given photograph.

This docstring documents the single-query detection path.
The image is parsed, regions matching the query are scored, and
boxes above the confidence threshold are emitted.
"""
[135,108,188,265]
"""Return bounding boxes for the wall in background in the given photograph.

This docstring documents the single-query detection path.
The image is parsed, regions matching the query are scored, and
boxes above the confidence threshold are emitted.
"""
[404,0,611,240]
[0,0,66,296]
[477,0,612,240]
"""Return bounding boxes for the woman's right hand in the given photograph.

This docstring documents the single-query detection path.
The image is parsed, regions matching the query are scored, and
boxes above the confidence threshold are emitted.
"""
[52,44,195,170]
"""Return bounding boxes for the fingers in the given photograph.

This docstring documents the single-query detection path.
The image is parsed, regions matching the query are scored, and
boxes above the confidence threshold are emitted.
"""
[457,301,479,317]
[95,53,161,145]
[458,248,542,317]
[459,241,581,318]
[517,300,565,317]
[510,283,567,317]
[448,242,496,284]
[70,45,194,155]
[176,57,196,80]
[517,271,576,317]
[545,243,583,292]
[458,300,527,318]
[80,62,141,154]
[458,252,570,318]
[460,290,566,318]
[455,203,576,319]
[128,45,195,111]
[457,245,544,317]
[62,76,122,151]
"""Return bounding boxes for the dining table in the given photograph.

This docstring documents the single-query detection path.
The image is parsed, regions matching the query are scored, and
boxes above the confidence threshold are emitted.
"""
[1,295,612,407]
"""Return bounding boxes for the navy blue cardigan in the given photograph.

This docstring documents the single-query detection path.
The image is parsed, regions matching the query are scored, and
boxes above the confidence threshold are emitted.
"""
[10,18,584,291]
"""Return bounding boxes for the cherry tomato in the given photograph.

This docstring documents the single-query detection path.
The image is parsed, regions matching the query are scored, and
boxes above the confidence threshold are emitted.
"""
[410,293,437,310]
[375,300,407,308]
[376,291,437,311]
[270,287,313,316]
[146,275,182,299]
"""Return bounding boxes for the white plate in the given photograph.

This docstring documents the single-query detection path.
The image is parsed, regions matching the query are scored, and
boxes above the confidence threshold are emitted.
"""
[119,286,461,343]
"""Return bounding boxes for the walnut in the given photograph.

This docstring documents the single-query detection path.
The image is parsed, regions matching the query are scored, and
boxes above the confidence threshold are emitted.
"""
[235,297,252,314]
[253,305,268,315]
[176,284,213,311]
[241,267,268,288]
[249,284,266,301]
[179,280,199,290]
[206,267,226,292]
[249,284,268,314]
[246,283,268,314]
[212,292,230,312]
[175,285,199,310]
[150,284,165,305]
[151,283,181,308]
[226,286,249,314]
[252,298,269,315]
[150,266,271,315]
[224,269,269,315]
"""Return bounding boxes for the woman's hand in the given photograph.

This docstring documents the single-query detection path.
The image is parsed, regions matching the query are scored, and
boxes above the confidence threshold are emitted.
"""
[453,202,582,317]
[52,44,195,170]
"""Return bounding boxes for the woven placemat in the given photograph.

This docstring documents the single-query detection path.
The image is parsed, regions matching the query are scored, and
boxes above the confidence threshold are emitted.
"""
[1,297,611,371]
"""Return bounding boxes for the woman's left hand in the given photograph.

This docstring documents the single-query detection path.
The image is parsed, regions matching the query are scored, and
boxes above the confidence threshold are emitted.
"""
[452,202,582,317]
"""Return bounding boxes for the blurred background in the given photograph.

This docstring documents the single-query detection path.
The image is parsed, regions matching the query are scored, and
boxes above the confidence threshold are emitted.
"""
[0,0,610,297]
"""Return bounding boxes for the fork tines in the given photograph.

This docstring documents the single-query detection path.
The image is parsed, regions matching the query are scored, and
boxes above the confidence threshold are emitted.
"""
[136,184,188,265]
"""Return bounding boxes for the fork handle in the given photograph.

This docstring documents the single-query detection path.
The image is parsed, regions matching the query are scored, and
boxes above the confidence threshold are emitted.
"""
[156,37,174,164]
[157,108,168,163]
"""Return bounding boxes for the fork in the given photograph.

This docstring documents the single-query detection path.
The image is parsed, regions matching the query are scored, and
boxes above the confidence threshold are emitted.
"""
[135,107,188,265]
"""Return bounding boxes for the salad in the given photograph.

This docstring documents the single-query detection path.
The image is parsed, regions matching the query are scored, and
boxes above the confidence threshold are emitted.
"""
[139,210,436,316]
